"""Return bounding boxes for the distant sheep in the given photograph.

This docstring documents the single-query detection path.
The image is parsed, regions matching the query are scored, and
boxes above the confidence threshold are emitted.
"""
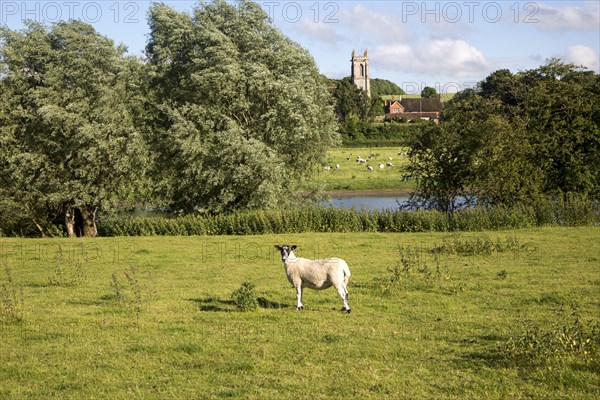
[335,164,340,170]
[356,157,366,163]
[367,165,373,171]
[388,157,393,161]
[323,166,331,171]
[386,162,394,167]
[379,164,385,169]
[274,245,351,313]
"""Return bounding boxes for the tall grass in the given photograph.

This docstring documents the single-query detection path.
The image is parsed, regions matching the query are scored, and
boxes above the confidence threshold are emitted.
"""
[97,201,597,237]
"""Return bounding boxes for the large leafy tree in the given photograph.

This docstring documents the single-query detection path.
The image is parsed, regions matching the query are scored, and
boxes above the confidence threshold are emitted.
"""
[332,77,379,123]
[420,86,439,99]
[0,21,146,237]
[144,0,338,212]
[405,60,599,212]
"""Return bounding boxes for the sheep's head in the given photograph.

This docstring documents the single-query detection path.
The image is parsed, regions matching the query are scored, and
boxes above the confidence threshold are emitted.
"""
[274,245,297,262]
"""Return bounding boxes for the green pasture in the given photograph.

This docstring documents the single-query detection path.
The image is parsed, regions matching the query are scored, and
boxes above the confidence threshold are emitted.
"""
[380,93,456,102]
[1,227,598,399]
[317,147,412,192]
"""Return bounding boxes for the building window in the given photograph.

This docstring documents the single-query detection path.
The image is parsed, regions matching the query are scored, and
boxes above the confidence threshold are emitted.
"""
[392,107,400,113]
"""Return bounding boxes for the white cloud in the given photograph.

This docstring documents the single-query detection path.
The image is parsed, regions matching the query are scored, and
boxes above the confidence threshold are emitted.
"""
[535,1,600,30]
[562,45,600,72]
[291,19,344,45]
[339,4,409,42]
[371,39,492,78]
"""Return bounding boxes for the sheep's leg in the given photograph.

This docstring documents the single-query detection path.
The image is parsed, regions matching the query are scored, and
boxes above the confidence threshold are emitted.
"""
[336,285,350,314]
[296,285,304,310]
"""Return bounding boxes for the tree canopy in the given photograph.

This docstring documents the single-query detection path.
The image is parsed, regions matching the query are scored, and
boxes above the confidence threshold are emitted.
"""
[421,86,439,98]
[0,21,145,237]
[405,59,599,212]
[0,0,339,236]
[144,0,338,213]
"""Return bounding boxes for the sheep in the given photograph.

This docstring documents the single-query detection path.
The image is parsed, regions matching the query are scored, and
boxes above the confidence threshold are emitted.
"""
[379,164,385,169]
[274,245,351,313]
[388,157,393,161]
[346,157,350,161]
[367,165,373,171]
[323,166,331,171]
[356,156,366,163]
[335,164,340,170]
[386,162,394,167]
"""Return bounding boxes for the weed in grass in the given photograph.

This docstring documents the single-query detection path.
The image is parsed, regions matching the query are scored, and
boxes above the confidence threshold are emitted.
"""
[502,306,600,368]
[107,266,157,315]
[536,292,566,306]
[124,266,143,314]
[109,272,123,302]
[231,281,258,312]
[432,234,523,256]
[497,269,508,280]
[0,265,24,323]
[48,257,87,287]
[383,245,452,293]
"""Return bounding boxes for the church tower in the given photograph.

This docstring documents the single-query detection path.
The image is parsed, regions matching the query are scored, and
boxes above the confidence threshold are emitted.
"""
[351,49,371,97]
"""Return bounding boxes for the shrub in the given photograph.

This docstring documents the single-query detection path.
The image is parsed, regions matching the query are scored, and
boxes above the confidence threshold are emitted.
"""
[0,265,25,323]
[231,281,258,312]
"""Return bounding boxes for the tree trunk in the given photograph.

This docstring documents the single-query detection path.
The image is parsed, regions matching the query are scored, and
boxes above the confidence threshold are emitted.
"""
[32,219,46,238]
[64,208,76,238]
[80,207,98,237]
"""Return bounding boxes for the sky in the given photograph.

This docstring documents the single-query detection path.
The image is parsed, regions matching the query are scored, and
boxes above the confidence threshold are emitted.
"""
[1,0,599,93]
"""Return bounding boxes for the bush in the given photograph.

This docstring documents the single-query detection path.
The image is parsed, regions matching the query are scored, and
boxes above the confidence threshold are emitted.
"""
[231,281,258,312]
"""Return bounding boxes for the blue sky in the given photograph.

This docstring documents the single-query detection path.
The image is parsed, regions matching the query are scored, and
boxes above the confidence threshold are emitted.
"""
[1,1,598,93]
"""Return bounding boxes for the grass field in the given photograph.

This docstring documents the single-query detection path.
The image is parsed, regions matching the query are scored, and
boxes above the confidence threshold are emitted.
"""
[380,93,456,101]
[1,227,599,399]
[317,147,412,192]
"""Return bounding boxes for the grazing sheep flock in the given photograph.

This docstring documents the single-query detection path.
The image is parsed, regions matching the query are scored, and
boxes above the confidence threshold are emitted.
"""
[275,245,351,313]
[342,151,404,173]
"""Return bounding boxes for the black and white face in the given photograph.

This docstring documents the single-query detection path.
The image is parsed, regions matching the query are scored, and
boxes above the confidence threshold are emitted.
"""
[274,245,297,262]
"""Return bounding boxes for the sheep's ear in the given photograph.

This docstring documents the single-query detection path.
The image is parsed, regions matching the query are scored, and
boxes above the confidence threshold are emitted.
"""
[290,245,297,251]
[274,245,282,251]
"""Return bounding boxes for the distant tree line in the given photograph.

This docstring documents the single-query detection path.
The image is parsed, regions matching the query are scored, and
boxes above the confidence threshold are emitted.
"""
[330,77,431,145]
[405,59,599,212]
[0,0,338,237]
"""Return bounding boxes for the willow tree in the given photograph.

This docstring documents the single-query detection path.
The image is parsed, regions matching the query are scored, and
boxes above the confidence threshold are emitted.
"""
[145,0,339,212]
[0,21,145,237]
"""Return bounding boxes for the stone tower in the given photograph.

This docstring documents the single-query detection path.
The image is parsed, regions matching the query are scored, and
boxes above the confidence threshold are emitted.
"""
[351,49,371,97]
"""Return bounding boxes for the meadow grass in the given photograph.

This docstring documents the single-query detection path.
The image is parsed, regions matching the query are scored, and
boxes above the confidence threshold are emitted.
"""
[380,93,456,101]
[0,227,598,399]
[317,146,412,192]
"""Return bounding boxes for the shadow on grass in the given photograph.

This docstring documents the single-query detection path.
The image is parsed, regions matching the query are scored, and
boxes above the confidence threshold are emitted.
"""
[188,297,236,312]
[188,296,290,312]
[453,334,514,370]
[256,297,290,309]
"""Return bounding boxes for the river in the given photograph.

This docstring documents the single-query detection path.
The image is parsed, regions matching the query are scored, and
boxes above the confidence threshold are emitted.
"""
[322,194,410,211]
